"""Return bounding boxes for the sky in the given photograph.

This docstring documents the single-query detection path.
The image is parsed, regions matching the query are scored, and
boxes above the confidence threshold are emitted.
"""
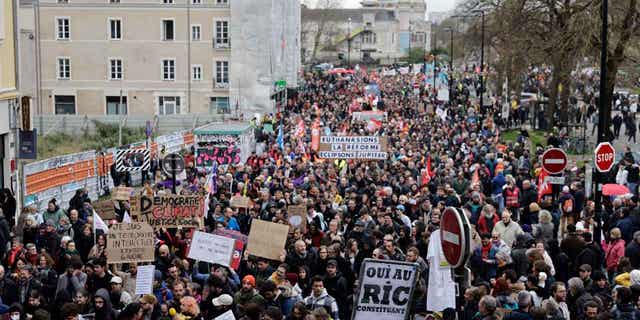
[342,0,457,13]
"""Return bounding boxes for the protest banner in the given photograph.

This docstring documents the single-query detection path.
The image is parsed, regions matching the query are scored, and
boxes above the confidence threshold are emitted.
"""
[106,222,155,264]
[130,194,204,228]
[115,149,151,172]
[246,220,289,261]
[188,231,236,267]
[352,111,387,122]
[112,187,133,201]
[135,265,155,295]
[353,259,418,320]
[93,200,117,220]
[230,195,251,208]
[287,205,307,231]
[214,229,247,270]
[318,136,388,160]
[214,310,235,320]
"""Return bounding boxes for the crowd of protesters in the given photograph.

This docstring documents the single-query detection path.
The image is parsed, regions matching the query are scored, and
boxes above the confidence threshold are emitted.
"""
[0,64,639,320]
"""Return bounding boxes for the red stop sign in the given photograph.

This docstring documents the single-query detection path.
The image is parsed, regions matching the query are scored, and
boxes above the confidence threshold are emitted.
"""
[440,207,471,268]
[541,148,568,174]
[595,142,615,172]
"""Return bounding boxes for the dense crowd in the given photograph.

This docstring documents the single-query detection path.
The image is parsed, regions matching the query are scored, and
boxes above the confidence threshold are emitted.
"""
[0,66,638,320]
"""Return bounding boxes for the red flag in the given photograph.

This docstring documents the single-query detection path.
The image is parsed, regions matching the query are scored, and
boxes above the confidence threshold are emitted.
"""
[367,119,382,132]
[422,156,435,186]
[537,169,552,202]
[427,155,435,178]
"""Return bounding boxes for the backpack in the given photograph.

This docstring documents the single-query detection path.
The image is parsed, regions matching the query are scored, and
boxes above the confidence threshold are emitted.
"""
[562,198,573,213]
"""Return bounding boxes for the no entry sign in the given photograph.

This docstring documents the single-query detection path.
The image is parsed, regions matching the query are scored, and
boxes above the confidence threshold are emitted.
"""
[440,207,471,268]
[541,148,568,174]
[595,142,615,172]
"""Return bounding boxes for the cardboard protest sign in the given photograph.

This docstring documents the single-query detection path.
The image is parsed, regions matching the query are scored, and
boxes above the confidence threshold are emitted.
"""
[214,310,235,320]
[188,231,236,267]
[287,205,307,231]
[130,194,204,228]
[230,196,251,208]
[135,265,155,295]
[353,259,418,320]
[112,187,133,201]
[93,200,117,220]
[318,136,388,160]
[214,229,249,243]
[246,220,289,261]
[106,223,155,264]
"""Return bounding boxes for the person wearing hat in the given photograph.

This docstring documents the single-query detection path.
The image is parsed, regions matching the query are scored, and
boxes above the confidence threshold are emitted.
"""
[234,275,265,316]
[604,227,626,282]
[110,276,133,311]
[210,294,234,318]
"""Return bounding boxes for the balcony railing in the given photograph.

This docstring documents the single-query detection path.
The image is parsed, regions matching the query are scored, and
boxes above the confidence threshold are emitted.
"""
[214,81,229,89]
[213,38,231,49]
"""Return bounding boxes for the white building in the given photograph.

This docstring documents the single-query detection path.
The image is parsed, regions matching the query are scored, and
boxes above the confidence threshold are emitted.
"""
[301,0,428,65]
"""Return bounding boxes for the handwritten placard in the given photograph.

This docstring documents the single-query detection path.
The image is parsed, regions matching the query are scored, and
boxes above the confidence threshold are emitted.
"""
[246,220,289,261]
[135,265,155,295]
[106,222,155,264]
[188,231,235,267]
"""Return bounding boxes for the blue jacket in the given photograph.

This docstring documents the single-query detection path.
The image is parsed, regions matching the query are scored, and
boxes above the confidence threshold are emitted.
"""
[492,173,506,195]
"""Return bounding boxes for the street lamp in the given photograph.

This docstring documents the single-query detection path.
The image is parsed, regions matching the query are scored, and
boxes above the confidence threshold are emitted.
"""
[451,10,485,110]
[347,17,352,66]
[444,27,454,103]
[408,23,412,62]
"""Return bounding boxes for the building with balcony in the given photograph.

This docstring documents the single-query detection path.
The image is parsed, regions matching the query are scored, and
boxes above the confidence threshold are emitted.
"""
[18,0,299,117]
[301,0,428,65]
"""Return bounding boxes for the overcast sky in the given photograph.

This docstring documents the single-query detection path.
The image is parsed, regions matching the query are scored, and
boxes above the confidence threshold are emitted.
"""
[342,0,456,13]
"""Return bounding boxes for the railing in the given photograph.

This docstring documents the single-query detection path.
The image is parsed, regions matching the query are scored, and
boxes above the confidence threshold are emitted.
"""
[214,81,229,89]
[213,38,231,49]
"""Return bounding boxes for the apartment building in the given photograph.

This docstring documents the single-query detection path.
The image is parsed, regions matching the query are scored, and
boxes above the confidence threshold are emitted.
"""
[0,0,19,191]
[19,0,300,116]
[301,0,429,65]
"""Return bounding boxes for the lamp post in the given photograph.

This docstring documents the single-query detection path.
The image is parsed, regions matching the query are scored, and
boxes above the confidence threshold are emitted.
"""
[594,0,610,244]
[452,11,485,110]
[347,17,352,66]
[408,23,412,62]
[444,27,454,103]
[433,27,437,91]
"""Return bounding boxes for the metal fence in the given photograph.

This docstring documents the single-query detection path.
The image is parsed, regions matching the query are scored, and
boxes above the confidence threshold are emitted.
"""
[33,114,227,136]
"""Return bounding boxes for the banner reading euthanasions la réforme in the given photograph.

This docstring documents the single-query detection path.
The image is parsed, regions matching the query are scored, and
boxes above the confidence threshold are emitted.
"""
[353,259,418,320]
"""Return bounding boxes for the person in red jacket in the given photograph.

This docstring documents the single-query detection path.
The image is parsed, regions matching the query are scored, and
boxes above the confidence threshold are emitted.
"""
[477,204,500,235]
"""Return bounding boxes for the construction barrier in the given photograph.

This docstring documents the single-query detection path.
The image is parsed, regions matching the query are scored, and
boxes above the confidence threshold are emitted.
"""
[22,130,196,212]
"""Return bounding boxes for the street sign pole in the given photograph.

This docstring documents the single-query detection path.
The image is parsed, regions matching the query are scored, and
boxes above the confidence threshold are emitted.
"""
[594,0,610,245]
[441,207,471,320]
[171,157,177,194]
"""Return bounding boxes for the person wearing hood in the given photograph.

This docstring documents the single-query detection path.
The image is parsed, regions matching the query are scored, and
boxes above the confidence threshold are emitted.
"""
[322,260,347,320]
[95,288,117,320]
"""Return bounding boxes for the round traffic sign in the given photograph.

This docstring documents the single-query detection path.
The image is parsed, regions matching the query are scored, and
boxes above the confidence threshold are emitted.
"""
[594,142,615,172]
[162,153,185,175]
[541,148,568,174]
[440,207,471,268]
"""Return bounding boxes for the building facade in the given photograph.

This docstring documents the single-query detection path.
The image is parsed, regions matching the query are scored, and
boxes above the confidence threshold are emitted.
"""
[301,0,428,65]
[0,0,19,193]
[18,0,299,117]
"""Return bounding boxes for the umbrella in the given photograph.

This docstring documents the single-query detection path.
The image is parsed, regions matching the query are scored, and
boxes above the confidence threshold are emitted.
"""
[602,184,630,196]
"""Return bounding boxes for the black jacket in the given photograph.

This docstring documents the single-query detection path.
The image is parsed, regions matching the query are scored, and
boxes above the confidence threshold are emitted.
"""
[626,240,640,269]
[575,243,604,272]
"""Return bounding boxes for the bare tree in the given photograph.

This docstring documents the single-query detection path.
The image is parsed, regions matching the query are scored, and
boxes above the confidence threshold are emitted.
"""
[301,0,342,63]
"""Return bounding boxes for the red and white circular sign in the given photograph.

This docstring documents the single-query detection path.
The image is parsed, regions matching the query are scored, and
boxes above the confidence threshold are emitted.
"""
[440,207,471,268]
[595,142,615,172]
[541,148,568,174]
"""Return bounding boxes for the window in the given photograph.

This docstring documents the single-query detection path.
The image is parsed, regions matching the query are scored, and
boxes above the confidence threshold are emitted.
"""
[109,58,123,80]
[210,97,230,114]
[191,25,201,41]
[109,18,122,40]
[215,21,228,47]
[57,0,69,3]
[215,61,228,86]
[57,57,70,79]
[54,95,76,114]
[109,0,120,3]
[56,18,70,40]
[159,96,181,115]
[192,0,201,3]
[162,59,175,80]
[163,0,173,3]
[162,19,174,41]
[192,65,202,81]
[106,96,127,115]
[363,32,376,44]
[216,0,228,4]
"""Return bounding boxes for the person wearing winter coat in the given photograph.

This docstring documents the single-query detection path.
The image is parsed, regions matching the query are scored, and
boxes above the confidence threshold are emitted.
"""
[322,261,348,320]
[477,205,500,235]
[94,288,118,320]
[603,227,626,282]
[532,210,555,245]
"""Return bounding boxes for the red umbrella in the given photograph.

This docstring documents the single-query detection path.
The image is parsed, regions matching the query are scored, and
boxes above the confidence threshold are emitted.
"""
[602,184,630,196]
